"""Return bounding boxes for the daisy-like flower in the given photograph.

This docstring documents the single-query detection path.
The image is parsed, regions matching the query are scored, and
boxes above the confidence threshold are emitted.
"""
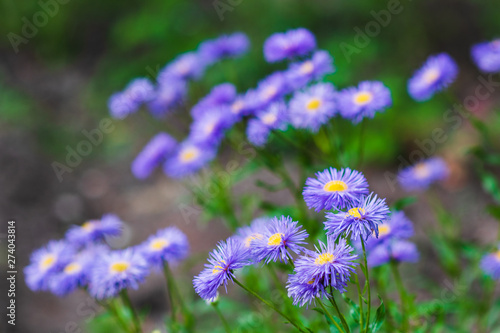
[246,101,288,147]
[147,79,187,117]
[398,157,449,191]
[198,32,250,65]
[131,133,177,179]
[365,210,414,250]
[252,215,308,264]
[65,214,123,245]
[407,53,458,101]
[471,39,500,73]
[25,240,74,291]
[163,141,217,179]
[286,50,335,89]
[234,217,270,256]
[480,245,500,279]
[288,82,337,132]
[303,167,369,212]
[140,227,189,267]
[286,273,322,307]
[191,83,237,119]
[89,248,149,299]
[228,91,258,119]
[253,72,289,109]
[108,78,155,119]
[367,240,419,268]
[324,193,390,241]
[158,52,206,81]
[263,28,316,63]
[188,107,236,146]
[337,81,392,124]
[193,238,251,300]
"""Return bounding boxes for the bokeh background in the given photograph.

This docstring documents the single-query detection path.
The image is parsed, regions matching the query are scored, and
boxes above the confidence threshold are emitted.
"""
[1,0,500,332]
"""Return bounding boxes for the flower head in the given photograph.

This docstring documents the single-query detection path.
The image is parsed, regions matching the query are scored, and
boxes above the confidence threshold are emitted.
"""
[198,32,250,64]
[147,79,187,117]
[246,101,288,147]
[367,240,419,268]
[288,82,337,132]
[253,72,289,109]
[338,81,392,124]
[398,157,449,191]
[234,217,271,259]
[140,227,189,267]
[365,210,414,250]
[191,83,237,119]
[188,107,236,146]
[193,238,251,300]
[108,78,155,119]
[65,214,123,245]
[303,167,369,212]
[480,245,500,279]
[252,216,308,264]
[471,39,500,73]
[286,50,335,89]
[163,141,217,178]
[89,248,149,299]
[132,133,177,179]
[407,53,458,101]
[286,273,322,308]
[158,52,206,81]
[264,28,316,63]
[324,193,390,241]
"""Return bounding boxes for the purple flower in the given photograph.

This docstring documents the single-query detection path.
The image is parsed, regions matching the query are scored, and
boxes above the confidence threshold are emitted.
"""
[337,81,392,124]
[288,82,337,132]
[140,227,189,267]
[246,101,288,147]
[108,78,155,119]
[303,167,369,212]
[147,79,187,117]
[480,245,500,279]
[65,214,123,246]
[193,238,251,300]
[471,39,500,73]
[286,273,322,308]
[188,107,236,146]
[253,72,289,109]
[163,141,217,179]
[228,91,259,119]
[286,50,335,89]
[252,215,308,264]
[324,193,390,241]
[364,210,414,250]
[131,133,177,179]
[408,53,458,101]
[367,240,419,268]
[264,28,316,63]
[398,157,449,191]
[191,83,237,119]
[234,217,270,250]
[198,32,250,64]
[158,52,206,81]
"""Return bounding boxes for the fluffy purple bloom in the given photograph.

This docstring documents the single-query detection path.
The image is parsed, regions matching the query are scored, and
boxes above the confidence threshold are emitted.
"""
[193,238,251,300]
[65,214,123,245]
[253,72,289,109]
[407,53,458,101]
[147,79,187,117]
[325,193,390,241]
[234,217,271,251]
[288,82,337,132]
[303,167,369,212]
[367,240,419,267]
[108,78,155,119]
[163,141,217,179]
[471,39,500,73]
[286,50,335,89]
[337,81,392,124]
[246,101,288,147]
[132,133,177,179]
[188,107,236,146]
[398,157,449,191]
[480,245,500,279]
[252,215,308,264]
[198,32,250,64]
[364,210,414,250]
[158,52,206,81]
[25,240,75,291]
[191,83,237,119]
[89,248,149,299]
[286,273,322,308]
[264,28,316,63]
[140,227,189,267]
[228,91,258,119]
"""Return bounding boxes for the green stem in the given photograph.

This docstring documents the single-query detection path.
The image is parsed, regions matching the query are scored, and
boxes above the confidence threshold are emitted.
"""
[354,273,364,330]
[390,260,408,331]
[162,263,177,324]
[317,298,345,333]
[233,278,308,332]
[361,239,371,333]
[163,262,194,329]
[120,290,142,333]
[104,300,131,333]
[212,302,231,333]
[328,290,350,333]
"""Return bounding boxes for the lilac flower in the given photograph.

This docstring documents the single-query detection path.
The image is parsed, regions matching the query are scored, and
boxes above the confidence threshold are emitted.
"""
[163,141,217,178]
[252,215,308,264]
[471,39,500,73]
[108,78,155,119]
[288,82,337,132]
[65,214,123,245]
[264,28,316,63]
[364,210,414,250]
[158,52,206,81]
[234,217,270,251]
[246,101,288,147]
[188,107,236,146]
[286,50,335,89]
[193,238,251,300]
[303,167,369,212]
[480,245,500,279]
[337,81,392,124]
[140,227,189,267]
[229,91,258,119]
[407,53,458,101]
[286,273,322,308]
[147,79,187,117]
[132,133,177,179]
[253,72,288,109]
[398,157,449,191]
[198,32,250,64]
[191,83,237,119]
[367,240,419,268]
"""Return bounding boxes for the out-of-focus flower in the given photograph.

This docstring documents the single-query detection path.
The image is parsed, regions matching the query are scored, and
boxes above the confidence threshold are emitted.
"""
[364,210,414,250]
[198,32,250,64]
[471,39,500,73]
[140,227,189,267]
[253,72,289,109]
[246,101,288,147]
[480,245,500,279]
[398,157,449,191]
[132,133,177,179]
[191,83,237,119]
[286,50,335,89]
[108,78,155,119]
[147,79,187,117]
[367,240,419,267]
[188,107,236,146]
[65,214,123,245]
[264,28,316,63]
[158,52,206,81]
[163,141,217,179]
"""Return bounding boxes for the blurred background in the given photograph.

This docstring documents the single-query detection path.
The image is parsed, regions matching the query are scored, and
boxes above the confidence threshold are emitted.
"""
[1,0,500,332]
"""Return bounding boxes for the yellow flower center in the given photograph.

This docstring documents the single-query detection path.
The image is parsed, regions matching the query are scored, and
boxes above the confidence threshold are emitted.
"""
[268,233,284,246]
[306,98,322,112]
[423,68,440,84]
[231,100,244,114]
[495,250,500,261]
[414,163,430,178]
[307,279,315,285]
[244,233,263,248]
[40,255,55,270]
[180,147,199,163]
[110,261,130,273]
[378,224,391,236]
[262,113,277,125]
[82,221,94,231]
[353,91,373,105]
[348,207,366,219]
[323,180,348,192]
[150,239,170,250]
[262,86,277,100]
[64,262,82,274]
[315,253,335,265]
[300,61,315,74]
[212,260,226,274]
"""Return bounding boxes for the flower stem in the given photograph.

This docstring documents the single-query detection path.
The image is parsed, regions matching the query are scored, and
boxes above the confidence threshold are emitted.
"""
[162,263,177,324]
[120,290,142,333]
[163,262,194,329]
[317,297,345,333]
[390,260,409,331]
[361,239,371,333]
[233,278,308,332]
[354,274,364,330]
[104,300,131,333]
[328,288,350,333]
[212,302,231,333]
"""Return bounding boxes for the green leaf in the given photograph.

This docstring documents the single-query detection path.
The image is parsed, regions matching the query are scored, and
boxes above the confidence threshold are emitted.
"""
[480,171,500,203]
[392,196,417,211]
[486,205,500,222]
[342,294,361,323]
[370,296,386,332]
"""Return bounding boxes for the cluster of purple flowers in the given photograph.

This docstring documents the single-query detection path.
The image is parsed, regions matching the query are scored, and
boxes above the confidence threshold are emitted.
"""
[24,214,189,300]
